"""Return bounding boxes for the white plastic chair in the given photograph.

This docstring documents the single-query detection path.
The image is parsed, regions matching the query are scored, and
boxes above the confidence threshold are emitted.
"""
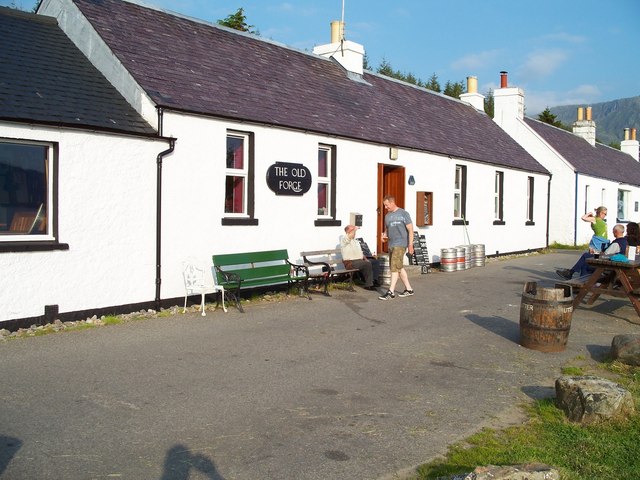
[182,261,227,315]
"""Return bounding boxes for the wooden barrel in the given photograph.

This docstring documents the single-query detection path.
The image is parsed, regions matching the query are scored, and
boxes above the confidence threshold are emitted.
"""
[378,254,391,286]
[440,248,457,272]
[472,244,485,267]
[520,282,573,352]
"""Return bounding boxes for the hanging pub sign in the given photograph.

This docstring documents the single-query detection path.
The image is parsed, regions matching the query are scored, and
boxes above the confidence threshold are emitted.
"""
[266,162,312,196]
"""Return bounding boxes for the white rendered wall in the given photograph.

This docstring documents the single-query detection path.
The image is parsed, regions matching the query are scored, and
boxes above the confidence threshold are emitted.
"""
[157,112,549,300]
[0,122,164,321]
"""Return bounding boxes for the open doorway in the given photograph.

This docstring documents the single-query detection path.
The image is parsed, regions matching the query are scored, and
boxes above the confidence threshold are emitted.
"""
[377,163,405,254]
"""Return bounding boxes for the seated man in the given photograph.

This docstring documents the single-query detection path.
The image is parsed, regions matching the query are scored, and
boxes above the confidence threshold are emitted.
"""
[340,225,378,291]
[557,223,627,279]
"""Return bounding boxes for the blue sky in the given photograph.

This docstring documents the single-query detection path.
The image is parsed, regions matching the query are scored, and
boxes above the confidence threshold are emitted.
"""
[5,0,639,114]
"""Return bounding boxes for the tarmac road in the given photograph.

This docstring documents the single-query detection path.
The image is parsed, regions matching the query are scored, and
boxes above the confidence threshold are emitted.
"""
[1,250,639,480]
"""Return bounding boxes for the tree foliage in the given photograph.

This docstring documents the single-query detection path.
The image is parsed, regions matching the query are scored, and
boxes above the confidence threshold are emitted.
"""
[443,80,465,99]
[217,7,258,35]
[425,73,441,93]
[484,89,494,118]
[374,59,471,100]
[538,107,564,128]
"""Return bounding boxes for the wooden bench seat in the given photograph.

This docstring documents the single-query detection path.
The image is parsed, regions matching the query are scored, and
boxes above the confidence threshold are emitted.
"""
[300,249,360,296]
[555,274,593,295]
[212,249,309,312]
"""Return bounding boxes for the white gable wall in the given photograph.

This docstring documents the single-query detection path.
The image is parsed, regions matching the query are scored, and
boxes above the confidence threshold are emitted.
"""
[40,0,158,129]
[0,122,164,321]
[498,116,577,244]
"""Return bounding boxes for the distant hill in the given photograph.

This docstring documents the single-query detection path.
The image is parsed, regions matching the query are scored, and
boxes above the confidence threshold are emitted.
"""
[549,96,640,146]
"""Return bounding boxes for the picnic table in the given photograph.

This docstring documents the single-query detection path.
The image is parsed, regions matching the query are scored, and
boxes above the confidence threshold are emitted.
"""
[570,256,640,317]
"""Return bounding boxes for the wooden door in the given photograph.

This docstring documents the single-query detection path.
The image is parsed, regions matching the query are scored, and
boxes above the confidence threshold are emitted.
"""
[377,164,405,254]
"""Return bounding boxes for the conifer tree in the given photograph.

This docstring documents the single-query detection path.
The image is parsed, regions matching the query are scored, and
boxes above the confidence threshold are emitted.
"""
[538,107,564,128]
[218,8,258,35]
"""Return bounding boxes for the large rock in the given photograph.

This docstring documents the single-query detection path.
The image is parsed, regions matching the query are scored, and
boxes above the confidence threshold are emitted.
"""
[555,375,634,423]
[611,334,640,366]
[454,463,559,479]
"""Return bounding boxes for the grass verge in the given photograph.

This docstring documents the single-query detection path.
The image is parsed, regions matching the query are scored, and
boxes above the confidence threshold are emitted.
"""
[414,360,640,480]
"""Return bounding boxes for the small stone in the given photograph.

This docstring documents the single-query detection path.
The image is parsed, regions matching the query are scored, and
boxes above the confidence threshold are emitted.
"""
[0,329,10,336]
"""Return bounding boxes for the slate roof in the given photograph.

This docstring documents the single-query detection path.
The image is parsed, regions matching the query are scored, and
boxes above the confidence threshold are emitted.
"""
[0,7,156,136]
[524,117,640,186]
[68,0,547,174]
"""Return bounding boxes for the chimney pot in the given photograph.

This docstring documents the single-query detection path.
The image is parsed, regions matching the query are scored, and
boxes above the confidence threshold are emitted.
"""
[632,128,637,141]
[467,76,478,94]
[577,107,584,121]
[330,20,344,43]
[625,128,631,141]
[500,71,508,88]
[586,106,592,121]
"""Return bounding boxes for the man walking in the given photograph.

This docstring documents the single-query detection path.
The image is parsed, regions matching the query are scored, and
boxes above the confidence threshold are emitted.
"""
[379,195,414,300]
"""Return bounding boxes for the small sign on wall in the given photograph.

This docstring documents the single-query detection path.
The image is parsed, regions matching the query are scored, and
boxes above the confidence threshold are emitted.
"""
[266,162,312,196]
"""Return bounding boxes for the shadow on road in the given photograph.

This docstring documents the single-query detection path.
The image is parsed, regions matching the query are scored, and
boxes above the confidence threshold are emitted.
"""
[465,314,519,344]
[160,444,225,480]
[0,435,22,475]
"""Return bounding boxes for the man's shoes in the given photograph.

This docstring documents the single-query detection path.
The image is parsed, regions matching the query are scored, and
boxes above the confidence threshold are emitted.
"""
[364,285,377,291]
[556,269,573,280]
[398,289,414,297]
[378,290,395,300]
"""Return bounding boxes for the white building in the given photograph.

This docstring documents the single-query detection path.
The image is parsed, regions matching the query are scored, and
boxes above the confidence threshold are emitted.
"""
[1,2,551,326]
[493,71,640,246]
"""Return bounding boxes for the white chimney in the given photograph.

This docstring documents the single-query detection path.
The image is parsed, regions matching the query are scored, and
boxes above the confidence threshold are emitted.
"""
[573,106,596,146]
[313,20,365,76]
[493,71,525,132]
[621,127,640,161]
[459,76,485,111]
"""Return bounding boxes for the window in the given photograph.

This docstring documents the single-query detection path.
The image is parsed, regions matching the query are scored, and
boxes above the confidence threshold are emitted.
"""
[584,185,590,214]
[526,176,535,225]
[315,144,338,226]
[618,189,629,221]
[317,147,330,216]
[493,171,504,224]
[452,164,467,225]
[0,140,52,241]
[222,131,257,225]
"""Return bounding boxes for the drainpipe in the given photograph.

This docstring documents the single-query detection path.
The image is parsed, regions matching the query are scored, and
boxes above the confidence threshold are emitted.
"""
[546,174,552,247]
[155,107,176,310]
[574,172,579,246]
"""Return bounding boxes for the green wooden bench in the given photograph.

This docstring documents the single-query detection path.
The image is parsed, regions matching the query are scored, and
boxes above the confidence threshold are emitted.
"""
[212,249,310,312]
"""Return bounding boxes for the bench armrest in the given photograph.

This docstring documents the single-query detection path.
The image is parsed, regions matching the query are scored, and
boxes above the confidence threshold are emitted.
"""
[287,260,309,278]
[214,266,241,285]
[303,256,331,274]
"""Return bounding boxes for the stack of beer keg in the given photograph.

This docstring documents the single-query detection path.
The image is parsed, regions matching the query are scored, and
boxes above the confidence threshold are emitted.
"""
[440,244,485,272]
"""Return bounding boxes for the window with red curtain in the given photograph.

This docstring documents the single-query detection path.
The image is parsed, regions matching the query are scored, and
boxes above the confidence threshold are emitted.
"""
[317,147,330,216]
[225,135,247,214]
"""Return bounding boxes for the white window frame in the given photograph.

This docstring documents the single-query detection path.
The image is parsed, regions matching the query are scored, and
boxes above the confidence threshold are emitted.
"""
[526,176,534,223]
[0,139,54,243]
[317,146,332,218]
[453,165,466,220]
[618,189,630,221]
[224,132,249,217]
